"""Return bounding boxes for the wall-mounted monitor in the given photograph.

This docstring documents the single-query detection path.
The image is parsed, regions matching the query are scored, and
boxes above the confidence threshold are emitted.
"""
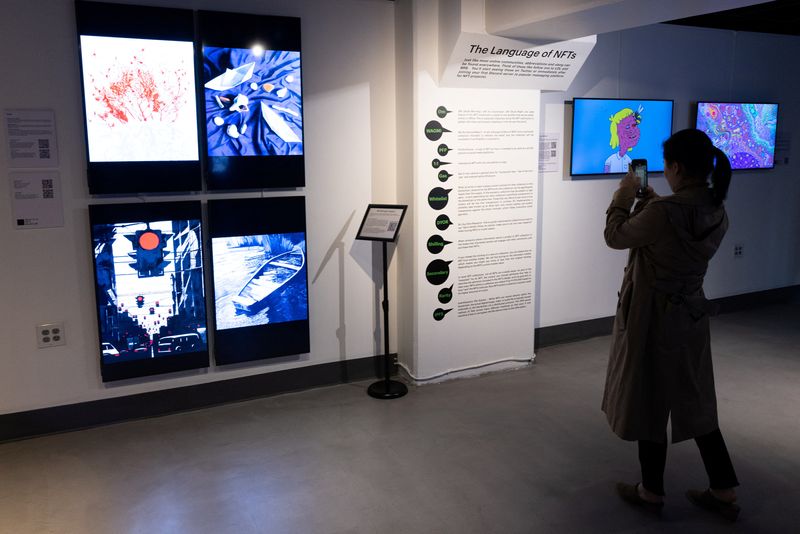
[570,98,673,177]
[695,102,778,170]
[89,201,208,382]
[199,11,304,190]
[75,1,201,194]
[208,197,309,365]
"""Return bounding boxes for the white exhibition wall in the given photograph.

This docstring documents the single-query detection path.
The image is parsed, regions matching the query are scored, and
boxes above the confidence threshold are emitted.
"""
[1,0,798,414]
[0,0,398,414]
[537,23,800,327]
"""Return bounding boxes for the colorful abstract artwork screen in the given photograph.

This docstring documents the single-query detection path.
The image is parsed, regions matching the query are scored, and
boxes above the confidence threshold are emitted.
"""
[695,102,778,170]
[208,197,310,365]
[90,201,209,381]
[199,11,305,190]
[76,1,201,194]
[571,98,673,176]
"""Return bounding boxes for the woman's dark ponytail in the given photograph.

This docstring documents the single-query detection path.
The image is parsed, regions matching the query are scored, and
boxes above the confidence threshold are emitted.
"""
[710,146,731,206]
[663,129,731,206]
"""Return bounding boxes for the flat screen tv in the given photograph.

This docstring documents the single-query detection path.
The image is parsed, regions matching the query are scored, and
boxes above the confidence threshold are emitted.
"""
[695,102,778,170]
[89,201,209,382]
[208,197,310,365]
[75,1,201,194]
[199,11,304,190]
[570,98,673,177]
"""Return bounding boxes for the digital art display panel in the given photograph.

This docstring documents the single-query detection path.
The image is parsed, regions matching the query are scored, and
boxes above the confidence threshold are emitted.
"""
[212,232,308,330]
[198,11,305,190]
[76,1,201,194]
[204,47,303,157]
[208,197,310,365]
[695,102,778,170]
[80,35,199,163]
[571,98,673,176]
[90,202,208,381]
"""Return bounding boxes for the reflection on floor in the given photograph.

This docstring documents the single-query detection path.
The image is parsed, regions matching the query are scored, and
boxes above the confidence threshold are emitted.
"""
[1,302,798,533]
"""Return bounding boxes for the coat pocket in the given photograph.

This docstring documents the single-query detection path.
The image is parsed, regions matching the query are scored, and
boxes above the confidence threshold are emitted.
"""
[616,279,634,331]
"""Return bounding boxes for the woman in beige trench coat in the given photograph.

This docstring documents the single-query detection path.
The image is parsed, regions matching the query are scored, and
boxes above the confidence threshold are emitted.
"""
[602,129,740,521]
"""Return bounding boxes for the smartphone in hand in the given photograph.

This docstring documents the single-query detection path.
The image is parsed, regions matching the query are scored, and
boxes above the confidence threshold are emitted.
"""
[631,158,648,198]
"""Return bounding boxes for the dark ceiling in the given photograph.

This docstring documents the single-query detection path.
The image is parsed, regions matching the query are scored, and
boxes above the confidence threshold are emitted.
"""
[664,0,800,36]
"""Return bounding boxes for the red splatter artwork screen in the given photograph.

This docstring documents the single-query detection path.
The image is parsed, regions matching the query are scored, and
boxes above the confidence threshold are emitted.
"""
[80,35,199,162]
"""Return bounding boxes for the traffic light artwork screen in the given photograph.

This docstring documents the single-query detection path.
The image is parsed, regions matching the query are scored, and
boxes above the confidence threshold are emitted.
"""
[198,11,305,190]
[208,197,310,365]
[212,232,308,331]
[695,102,778,170]
[75,1,202,194]
[89,201,209,381]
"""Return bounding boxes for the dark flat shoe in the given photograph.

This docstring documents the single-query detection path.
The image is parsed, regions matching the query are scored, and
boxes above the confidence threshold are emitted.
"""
[616,482,664,515]
[686,489,740,522]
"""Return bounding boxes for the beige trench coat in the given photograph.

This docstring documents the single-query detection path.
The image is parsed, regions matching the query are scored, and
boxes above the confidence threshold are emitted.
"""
[602,184,728,443]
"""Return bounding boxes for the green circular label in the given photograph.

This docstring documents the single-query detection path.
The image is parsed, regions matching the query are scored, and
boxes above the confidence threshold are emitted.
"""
[437,144,450,156]
[437,285,453,304]
[436,106,452,118]
[428,188,451,210]
[426,234,452,254]
[424,120,449,141]
[438,170,452,182]
[425,259,451,285]
[433,308,453,321]
[435,214,453,230]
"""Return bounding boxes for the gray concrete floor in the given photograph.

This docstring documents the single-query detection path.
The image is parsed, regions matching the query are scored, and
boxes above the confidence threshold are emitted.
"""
[1,303,798,534]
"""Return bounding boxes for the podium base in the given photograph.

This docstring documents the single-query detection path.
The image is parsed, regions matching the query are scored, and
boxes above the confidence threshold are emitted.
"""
[367,379,408,400]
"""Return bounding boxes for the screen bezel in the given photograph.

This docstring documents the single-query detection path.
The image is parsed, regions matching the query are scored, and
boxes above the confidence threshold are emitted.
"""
[207,196,310,365]
[198,10,305,191]
[694,101,779,171]
[75,1,203,194]
[569,97,674,178]
[89,201,209,382]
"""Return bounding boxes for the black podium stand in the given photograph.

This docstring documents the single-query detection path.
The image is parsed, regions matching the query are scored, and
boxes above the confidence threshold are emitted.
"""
[355,204,408,400]
[367,241,408,399]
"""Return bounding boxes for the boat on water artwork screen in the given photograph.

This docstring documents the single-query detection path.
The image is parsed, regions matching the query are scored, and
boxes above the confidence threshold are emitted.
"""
[211,232,308,331]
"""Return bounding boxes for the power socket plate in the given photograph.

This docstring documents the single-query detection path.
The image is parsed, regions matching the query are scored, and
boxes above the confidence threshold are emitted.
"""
[37,322,65,348]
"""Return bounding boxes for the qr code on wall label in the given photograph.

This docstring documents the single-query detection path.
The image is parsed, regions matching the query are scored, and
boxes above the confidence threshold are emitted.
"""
[42,178,54,199]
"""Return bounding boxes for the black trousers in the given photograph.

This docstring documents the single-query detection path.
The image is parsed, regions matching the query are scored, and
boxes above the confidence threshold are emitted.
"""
[638,429,739,496]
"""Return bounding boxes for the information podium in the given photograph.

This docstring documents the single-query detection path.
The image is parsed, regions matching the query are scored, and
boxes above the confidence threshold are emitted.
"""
[355,204,408,399]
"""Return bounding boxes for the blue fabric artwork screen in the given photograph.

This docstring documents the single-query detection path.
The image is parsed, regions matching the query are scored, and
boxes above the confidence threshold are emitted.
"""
[571,98,673,176]
[198,10,304,190]
[204,46,303,157]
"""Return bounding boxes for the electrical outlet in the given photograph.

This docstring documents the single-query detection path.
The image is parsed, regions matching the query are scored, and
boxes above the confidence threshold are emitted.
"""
[37,322,66,348]
[734,244,744,258]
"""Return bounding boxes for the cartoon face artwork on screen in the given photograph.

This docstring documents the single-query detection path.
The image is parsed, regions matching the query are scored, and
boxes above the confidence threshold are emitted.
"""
[80,35,199,163]
[211,232,308,330]
[203,46,303,157]
[605,107,641,173]
[90,202,208,381]
[696,103,778,170]
[571,98,673,176]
